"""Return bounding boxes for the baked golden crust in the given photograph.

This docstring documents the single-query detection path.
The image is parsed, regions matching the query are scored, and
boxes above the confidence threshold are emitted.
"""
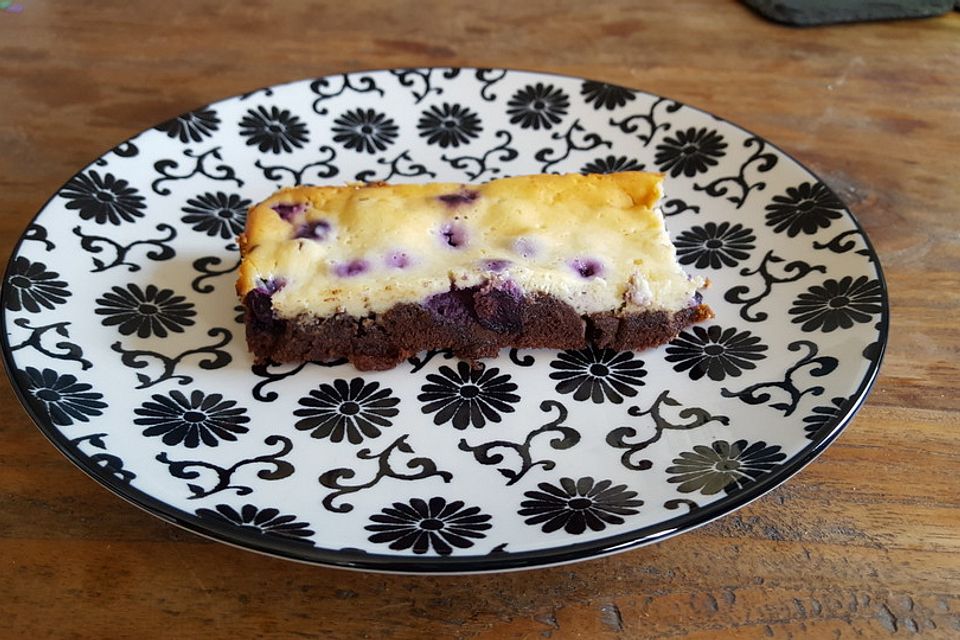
[236,172,704,320]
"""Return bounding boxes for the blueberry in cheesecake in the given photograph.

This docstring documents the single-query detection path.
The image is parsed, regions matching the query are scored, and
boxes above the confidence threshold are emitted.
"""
[237,172,712,371]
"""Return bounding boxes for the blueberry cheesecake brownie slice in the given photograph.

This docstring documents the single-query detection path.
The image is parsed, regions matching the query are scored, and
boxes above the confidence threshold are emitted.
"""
[237,172,712,371]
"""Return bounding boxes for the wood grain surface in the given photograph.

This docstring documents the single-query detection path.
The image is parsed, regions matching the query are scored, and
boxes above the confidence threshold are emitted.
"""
[2,1,958,638]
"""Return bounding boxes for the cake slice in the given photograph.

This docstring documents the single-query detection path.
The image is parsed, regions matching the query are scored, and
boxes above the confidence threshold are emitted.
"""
[237,172,712,371]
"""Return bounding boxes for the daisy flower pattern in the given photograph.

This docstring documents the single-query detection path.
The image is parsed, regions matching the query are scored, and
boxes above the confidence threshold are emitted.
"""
[674,222,756,270]
[802,397,847,441]
[549,347,646,404]
[293,378,400,444]
[655,127,727,178]
[417,103,483,148]
[4,257,71,313]
[418,362,519,429]
[765,181,845,237]
[95,284,196,338]
[16,367,107,427]
[506,83,569,130]
[239,106,310,153]
[665,326,768,382]
[195,504,315,543]
[519,477,643,535]
[580,155,644,174]
[154,108,221,143]
[666,440,787,495]
[332,108,399,154]
[181,192,251,239]
[365,497,493,556]
[790,275,883,332]
[134,390,250,448]
[580,81,636,110]
[60,170,146,225]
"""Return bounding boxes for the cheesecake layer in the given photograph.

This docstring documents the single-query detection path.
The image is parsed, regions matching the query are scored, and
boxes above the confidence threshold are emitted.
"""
[237,173,705,320]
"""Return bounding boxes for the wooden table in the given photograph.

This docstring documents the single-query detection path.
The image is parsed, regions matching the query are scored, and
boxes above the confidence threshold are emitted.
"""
[2,1,958,637]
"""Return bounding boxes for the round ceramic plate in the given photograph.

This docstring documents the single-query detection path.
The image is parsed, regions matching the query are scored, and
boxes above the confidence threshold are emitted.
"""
[2,68,887,573]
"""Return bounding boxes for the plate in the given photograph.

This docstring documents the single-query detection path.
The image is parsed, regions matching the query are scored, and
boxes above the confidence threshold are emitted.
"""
[1,68,887,573]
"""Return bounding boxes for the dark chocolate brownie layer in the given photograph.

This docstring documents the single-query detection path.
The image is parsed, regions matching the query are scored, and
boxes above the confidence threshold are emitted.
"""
[245,284,713,371]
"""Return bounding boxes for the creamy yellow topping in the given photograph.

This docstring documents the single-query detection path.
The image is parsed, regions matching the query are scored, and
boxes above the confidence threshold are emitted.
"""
[237,173,704,318]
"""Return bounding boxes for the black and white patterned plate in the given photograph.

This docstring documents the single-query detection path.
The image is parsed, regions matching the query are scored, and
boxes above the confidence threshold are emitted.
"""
[1,68,887,573]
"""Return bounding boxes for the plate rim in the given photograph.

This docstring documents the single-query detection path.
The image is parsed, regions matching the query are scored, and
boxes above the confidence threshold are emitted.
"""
[0,66,889,573]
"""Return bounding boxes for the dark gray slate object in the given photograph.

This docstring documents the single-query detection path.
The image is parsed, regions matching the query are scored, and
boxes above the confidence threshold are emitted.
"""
[742,0,955,26]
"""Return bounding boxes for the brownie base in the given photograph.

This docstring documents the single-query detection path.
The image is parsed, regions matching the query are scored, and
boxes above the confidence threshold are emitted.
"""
[245,289,713,371]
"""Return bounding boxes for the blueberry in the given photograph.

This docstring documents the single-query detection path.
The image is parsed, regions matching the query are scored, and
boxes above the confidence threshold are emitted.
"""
[474,279,523,333]
[482,259,512,272]
[570,258,604,279]
[423,280,523,333]
[271,202,307,220]
[513,237,537,258]
[294,219,331,240]
[334,259,369,277]
[247,278,286,334]
[246,290,278,331]
[424,288,475,323]
[440,223,468,248]
[255,277,286,295]
[385,251,412,268]
[437,189,479,207]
